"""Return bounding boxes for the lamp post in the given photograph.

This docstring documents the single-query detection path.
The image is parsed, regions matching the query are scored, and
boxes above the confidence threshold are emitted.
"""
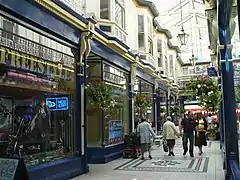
[177,0,189,46]
[189,54,197,73]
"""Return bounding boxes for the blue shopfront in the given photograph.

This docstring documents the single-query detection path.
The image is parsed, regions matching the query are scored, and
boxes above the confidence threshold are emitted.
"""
[0,0,89,179]
[86,38,135,164]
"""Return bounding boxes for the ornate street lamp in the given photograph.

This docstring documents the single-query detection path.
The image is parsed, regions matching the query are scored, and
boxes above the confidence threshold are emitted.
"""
[177,28,190,46]
[177,0,189,46]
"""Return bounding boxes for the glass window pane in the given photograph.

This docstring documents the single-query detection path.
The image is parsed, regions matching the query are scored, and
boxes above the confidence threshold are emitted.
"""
[138,34,144,50]
[87,63,102,146]
[0,16,77,167]
[100,0,109,19]
[115,1,125,28]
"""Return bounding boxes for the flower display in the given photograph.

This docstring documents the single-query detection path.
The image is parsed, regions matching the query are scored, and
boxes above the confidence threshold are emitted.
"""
[186,75,220,112]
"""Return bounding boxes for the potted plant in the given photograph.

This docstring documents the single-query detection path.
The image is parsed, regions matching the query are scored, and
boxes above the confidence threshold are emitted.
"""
[206,127,217,141]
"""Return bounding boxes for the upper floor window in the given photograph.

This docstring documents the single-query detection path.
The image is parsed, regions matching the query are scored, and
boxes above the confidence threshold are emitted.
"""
[183,67,188,75]
[147,18,152,38]
[100,0,110,20]
[157,39,162,53]
[148,39,153,55]
[169,55,174,77]
[138,15,145,51]
[2,19,14,40]
[158,55,163,67]
[165,56,168,73]
[115,0,125,29]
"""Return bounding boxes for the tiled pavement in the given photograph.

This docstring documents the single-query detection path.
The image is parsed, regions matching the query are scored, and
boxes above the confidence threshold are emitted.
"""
[73,139,225,180]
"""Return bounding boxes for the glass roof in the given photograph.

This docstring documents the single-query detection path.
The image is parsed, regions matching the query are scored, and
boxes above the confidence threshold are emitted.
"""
[152,0,211,63]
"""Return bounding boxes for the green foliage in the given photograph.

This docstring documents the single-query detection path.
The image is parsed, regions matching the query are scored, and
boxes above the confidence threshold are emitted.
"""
[186,75,220,112]
[235,83,240,105]
[135,93,152,111]
[170,106,185,116]
[86,81,114,113]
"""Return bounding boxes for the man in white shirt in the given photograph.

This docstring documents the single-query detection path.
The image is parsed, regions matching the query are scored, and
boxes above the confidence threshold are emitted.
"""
[206,113,213,126]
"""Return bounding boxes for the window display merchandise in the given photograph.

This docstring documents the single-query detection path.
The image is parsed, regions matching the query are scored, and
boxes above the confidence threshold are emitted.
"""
[0,17,77,167]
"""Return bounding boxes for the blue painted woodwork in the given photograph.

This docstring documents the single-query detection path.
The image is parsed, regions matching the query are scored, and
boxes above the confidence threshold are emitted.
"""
[90,39,131,71]
[218,0,239,179]
[229,160,240,180]
[87,143,125,164]
[28,156,86,180]
[136,67,154,84]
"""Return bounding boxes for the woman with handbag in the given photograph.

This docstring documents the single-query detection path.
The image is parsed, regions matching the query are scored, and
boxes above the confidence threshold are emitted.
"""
[162,116,180,156]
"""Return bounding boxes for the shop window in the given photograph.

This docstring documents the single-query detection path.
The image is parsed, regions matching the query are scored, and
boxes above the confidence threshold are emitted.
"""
[134,78,153,129]
[86,62,102,146]
[102,64,129,146]
[87,62,129,146]
[115,0,125,29]
[0,17,77,167]
[100,0,110,20]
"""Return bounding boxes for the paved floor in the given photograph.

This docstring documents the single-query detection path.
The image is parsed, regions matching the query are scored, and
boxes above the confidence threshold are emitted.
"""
[73,139,225,180]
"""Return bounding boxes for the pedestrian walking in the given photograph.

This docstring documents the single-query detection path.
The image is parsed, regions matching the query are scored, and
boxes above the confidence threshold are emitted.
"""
[137,118,156,160]
[195,113,208,155]
[180,112,199,157]
[162,116,180,156]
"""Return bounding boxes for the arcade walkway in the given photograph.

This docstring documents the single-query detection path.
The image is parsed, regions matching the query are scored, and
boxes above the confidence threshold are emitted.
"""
[73,139,224,180]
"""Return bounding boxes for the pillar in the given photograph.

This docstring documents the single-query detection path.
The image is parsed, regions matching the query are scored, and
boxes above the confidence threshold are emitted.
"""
[129,62,137,132]
[218,0,239,178]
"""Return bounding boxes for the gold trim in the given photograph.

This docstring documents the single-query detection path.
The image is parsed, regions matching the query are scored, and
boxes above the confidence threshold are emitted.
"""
[34,0,135,63]
[34,0,87,30]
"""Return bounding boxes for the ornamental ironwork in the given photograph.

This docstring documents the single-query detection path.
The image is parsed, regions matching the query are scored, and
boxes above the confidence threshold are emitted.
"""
[0,28,74,68]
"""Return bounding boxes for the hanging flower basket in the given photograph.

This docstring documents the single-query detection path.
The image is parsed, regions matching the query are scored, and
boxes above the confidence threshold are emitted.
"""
[186,75,220,112]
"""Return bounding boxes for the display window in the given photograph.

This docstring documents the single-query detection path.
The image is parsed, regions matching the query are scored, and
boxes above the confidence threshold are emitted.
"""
[134,78,153,127]
[159,91,167,131]
[86,62,129,147]
[0,16,77,167]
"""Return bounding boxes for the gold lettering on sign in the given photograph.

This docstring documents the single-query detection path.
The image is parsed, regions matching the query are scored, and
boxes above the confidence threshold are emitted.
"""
[0,47,74,79]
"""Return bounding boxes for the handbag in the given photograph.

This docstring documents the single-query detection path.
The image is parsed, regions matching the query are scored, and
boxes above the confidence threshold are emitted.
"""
[162,139,168,152]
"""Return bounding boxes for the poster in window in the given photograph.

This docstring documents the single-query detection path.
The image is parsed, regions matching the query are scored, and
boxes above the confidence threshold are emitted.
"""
[108,120,122,144]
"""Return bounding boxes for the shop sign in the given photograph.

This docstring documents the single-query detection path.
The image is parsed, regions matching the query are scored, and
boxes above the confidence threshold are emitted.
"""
[46,97,69,111]
[108,120,122,144]
[0,46,73,79]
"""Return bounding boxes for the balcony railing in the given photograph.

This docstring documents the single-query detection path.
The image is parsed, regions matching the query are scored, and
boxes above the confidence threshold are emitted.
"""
[0,28,74,68]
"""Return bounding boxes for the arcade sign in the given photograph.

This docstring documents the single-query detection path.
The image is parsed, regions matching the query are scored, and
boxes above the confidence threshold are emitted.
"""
[46,97,69,111]
[207,66,217,77]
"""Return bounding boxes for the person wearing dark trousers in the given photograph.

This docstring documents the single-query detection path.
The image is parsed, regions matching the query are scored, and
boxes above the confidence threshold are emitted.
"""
[180,112,198,157]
